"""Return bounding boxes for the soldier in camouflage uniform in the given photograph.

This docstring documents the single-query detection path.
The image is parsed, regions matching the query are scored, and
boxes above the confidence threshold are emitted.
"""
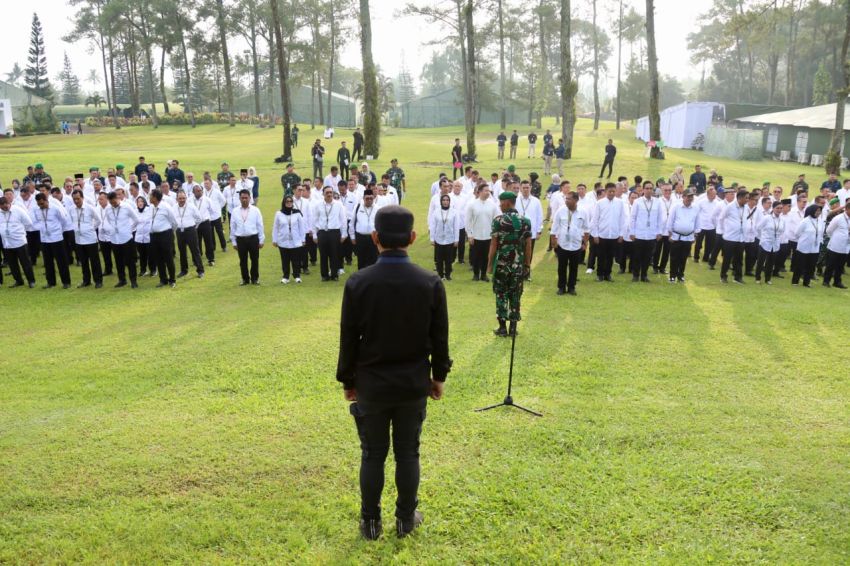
[217,162,234,188]
[385,159,407,203]
[280,163,301,198]
[487,191,533,338]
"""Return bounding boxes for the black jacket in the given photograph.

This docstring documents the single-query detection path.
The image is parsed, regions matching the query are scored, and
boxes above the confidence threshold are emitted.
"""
[337,251,451,402]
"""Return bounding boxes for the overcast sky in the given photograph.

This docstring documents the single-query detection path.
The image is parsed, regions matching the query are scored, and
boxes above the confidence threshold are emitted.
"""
[0,0,713,98]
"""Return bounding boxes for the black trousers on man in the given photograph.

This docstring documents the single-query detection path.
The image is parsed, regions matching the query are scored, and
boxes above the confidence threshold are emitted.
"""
[304,234,318,267]
[211,217,227,250]
[5,245,35,285]
[151,230,176,284]
[456,229,467,263]
[352,144,363,162]
[339,236,353,266]
[340,164,350,181]
[669,240,693,280]
[823,250,848,287]
[631,239,656,280]
[317,229,341,280]
[42,241,71,287]
[469,239,489,279]
[599,158,614,179]
[26,230,40,265]
[76,242,103,285]
[354,236,378,270]
[652,235,670,272]
[236,234,260,283]
[776,241,797,275]
[694,229,715,262]
[197,220,215,263]
[744,241,758,275]
[708,234,724,268]
[434,244,456,278]
[556,247,581,292]
[755,248,777,283]
[63,231,76,264]
[99,240,114,275]
[792,252,818,286]
[721,240,744,281]
[350,397,426,524]
[596,238,618,279]
[113,240,138,284]
[177,227,204,275]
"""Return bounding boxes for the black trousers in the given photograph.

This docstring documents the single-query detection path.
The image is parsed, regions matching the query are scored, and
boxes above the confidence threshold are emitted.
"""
[823,250,848,286]
[350,397,427,522]
[113,240,138,283]
[354,236,378,270]
[317,229,341,279]
[26,231,40,265]
[99,240,114,274]
[779,241,798,274]
[305,234,318,265]
[151,231,176,284]
[792,252,818,285]
[177,227,204,275]
[137,242,152,273]
[587,238,598,270]
[278,246,302,279]
[352,145,362,162]
[312,160,323,179]
[652,235,670,271]
[631,239,655,279]
[596,238,618,278]
[236,234,260,283]
[76,242,103,284]
[694,229,715,261]
[556,247,581,291]
[599,158,614,179]
[197,220,214,263]
[469,239,489,278]
[42,241,71,286]
[434,244,456,277]
[669,240,692,279]
[708,234,724,267]
[340,164,350,181]
[721,240,744,280]
[210,217,227,250]
[5,245,35,284]
[457,228,467,262]
[755,248,777,282]
[744,241,758,274]
[63,231,76,263]
[339,237,353,265]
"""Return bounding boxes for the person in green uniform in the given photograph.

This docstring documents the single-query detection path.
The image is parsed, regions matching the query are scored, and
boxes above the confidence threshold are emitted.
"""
[217,162,234,188]
[385,159,406,203]
[291,124,299,147]
[487,191,532,338]
[280,163,301,198]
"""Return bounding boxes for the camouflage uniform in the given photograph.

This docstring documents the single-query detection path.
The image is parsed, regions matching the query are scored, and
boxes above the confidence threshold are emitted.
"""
[280,172,301,198]
[217,170,234,188]
[386,166,405,191]
[491,209,531,321]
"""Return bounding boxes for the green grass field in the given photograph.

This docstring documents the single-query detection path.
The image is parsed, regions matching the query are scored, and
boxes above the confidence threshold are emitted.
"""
[1,121,848,564]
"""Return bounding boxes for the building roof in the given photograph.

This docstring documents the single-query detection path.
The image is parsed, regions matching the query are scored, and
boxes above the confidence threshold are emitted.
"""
[0,79,50,107]
[735,102,850,131]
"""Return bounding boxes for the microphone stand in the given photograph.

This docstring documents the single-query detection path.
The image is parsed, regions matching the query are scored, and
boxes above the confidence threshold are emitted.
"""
[476,328,542,417]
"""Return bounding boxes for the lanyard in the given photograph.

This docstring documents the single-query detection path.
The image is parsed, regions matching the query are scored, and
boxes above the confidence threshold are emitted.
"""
[112,206,121,229]
[151,206,159,228]
[772,216,780,241]
[3,211,11,236]
[520,197,529,214]
[324,203,332,227]
[643,198,653,227]
[41,208,48,228]
[178,205,187,230]
[440,209,450,233]
[76,207,84,232]
[566,209,574,233]
[810,218,820,242]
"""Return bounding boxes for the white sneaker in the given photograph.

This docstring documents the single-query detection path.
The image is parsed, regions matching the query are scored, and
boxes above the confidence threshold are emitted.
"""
[295,277,302,283]
[281,277,289,284]
[585,268,593,274]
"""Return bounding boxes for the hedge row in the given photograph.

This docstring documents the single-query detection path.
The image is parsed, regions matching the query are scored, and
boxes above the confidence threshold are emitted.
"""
[84,113,275,127]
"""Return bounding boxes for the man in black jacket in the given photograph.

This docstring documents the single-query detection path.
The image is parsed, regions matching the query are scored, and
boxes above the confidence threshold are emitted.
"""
[337,205,451,541]
[352,128,364,161]
[599,139,616,178]
[337,141,352,181]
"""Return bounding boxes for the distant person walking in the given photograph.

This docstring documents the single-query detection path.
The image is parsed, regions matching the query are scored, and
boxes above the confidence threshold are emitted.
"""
[599,139,616,179]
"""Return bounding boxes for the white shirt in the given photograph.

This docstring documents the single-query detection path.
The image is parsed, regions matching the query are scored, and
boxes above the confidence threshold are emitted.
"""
[629,196,664,240]
[323,174,343,191]
[658,197,676,236]
[743,204,760,243]
[826,212,850,254]
[722,201,748,243]
[428,193,451,224]
[551,206,590,251]
[223,185,254,211]
[204,186,226,219]
[150,204,179,233]
[795,216,823,254]
[429,207,460,245]
[33,205,71,244]
[835,187,850,206]
[465,198,499,240]
[175,202,202,230]
[430,179,444,196]
[236,178,255,195]
[757,213,785,252]
[516,195,544,239]
[190,194,216,223]
[96,205,113,242]
[108,203,140,245]
[293,197,313,232]
[549,191,566,217]
[784,207,805,243]
[352,203,378,238]
[591,197,626,239]
[272,210,306,249]
[134,206,153,244]
[450,192,469,229]
[312,200,348,235]
[667,203,700,242]
[696,197,721,230]
[71,203,101,245]
[1,207,34,248]
[230,205,265,244]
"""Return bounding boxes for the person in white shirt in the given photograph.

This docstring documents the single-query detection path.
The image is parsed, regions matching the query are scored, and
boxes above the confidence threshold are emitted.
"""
[743,192,761,276]
[293,184,316,273]
[339,180,359,268]
[148,189,179,288]
[231,189,265,285]
[629,181,664,282]
[70,189,103,288]
[450,180,470,264]
[666,189,700,283]
[428,178,452,223]
[429,194,460,280]
[0,195,36,287]
[134,196,154,277]
[707,187,737,269]
[223,176,243,223]
[236,169,255,200]
[203,178,228,253]
[272,195,306,284]
[754,201,785,284]
[835,179,850,206]
[181,172,199,194]
[350,189,380,269]
[823,201,850,288]
[312,186,348,281]
[191,184,218,266]
[693,185,719,264]
[94,191,115,276]
[465,184,499,281]
[50,186,77,265]
[516,180,543,280]
[792,204,823,287]
[720,189,750,284]
[652,183,676,275]
[106,191,140,288]
[16,185,41,266]
[34,193,73,288]
[430,174,448,197]
[324,166,343,193]
[550,190,589,295]
[590,182,627,282]
[174,190,205,279]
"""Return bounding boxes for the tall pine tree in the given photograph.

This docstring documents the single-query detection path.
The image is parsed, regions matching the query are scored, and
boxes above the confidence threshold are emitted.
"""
[59,52,82,105]
[24,13,53,101]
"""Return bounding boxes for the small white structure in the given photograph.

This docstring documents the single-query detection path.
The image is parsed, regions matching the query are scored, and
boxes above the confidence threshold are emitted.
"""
[0,99,12,135]
[636,101,724,149]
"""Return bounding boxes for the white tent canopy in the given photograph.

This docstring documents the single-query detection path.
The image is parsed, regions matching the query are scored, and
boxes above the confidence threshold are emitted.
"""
[636,102,723,149]
[0,99,11,136]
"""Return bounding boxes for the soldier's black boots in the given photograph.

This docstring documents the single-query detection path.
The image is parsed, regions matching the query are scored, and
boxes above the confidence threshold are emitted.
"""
[508,321,518,337]
[493,318,508,337]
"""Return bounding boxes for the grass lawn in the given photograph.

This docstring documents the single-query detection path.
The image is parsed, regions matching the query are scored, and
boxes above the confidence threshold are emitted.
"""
[0,121,848,563]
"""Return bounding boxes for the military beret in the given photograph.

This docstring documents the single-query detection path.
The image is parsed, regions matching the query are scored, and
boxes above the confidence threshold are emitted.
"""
[507,164,516,172]
[116,164,125,169]
[89,166,99,172]
[829,197,840,206]
[499,191,517,201]
[35,162,43,168]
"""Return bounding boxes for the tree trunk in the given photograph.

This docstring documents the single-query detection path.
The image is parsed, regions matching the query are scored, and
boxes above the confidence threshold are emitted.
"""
[310,71,316,129]
[560,0,577,158]
[160,47,170,113]
[645,0,662,158]
[216,0,236,126]
[592,0,600,130]
[249,8,261,117]
[456,0,470,134]
[615,0,623,129]
[359,0,380,158]
[463,0,477,158]
[267,30,276,128]
[827,0,850,173]
[327,6,335,127]
[318,67,325,126]
[270,0,293,160]
[95,3,119,130]
[177,13,195,127]
[785,1,798,106]
[107,34,121,128]
[536,0,545,129]
[498,0,506,129]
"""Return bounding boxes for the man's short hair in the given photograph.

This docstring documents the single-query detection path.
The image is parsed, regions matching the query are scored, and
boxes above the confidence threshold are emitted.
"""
[239,189,251,196]
[375,205,414,249]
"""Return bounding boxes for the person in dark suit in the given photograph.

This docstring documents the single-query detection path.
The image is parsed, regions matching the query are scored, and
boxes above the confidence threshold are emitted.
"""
[337,205,452,541]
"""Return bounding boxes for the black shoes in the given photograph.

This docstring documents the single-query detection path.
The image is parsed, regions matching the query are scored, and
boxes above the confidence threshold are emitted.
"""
[397,510,424,538]
[239,280,249,286]
[494,318,507,338]
[114,280,127,288]
[95,282,103,289]
[360,518,383,541]
[472,274,480,281]
[480,275,490,282]
[177,271,187,278]
[567,288,577,296]
[131,281,138,289]
[557,288,566,295]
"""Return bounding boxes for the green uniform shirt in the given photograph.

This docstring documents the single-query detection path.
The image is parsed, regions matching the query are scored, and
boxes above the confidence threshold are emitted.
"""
[386,167,405,190]
[217,171,234,187]
[491,209,531,321]
[280,172,301,197]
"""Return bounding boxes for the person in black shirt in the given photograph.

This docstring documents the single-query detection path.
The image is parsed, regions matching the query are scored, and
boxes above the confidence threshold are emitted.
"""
[337,205,451,541]
[527,131,538,158]
[134,156,149,178]
[599,139,616,179]
[509,130,519,159]
[312,139,326,179]
[337,141,352,181]
[689,165,707,194]
[496,131,507,160]
[451,138,463,180]
[352,128,364,161]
